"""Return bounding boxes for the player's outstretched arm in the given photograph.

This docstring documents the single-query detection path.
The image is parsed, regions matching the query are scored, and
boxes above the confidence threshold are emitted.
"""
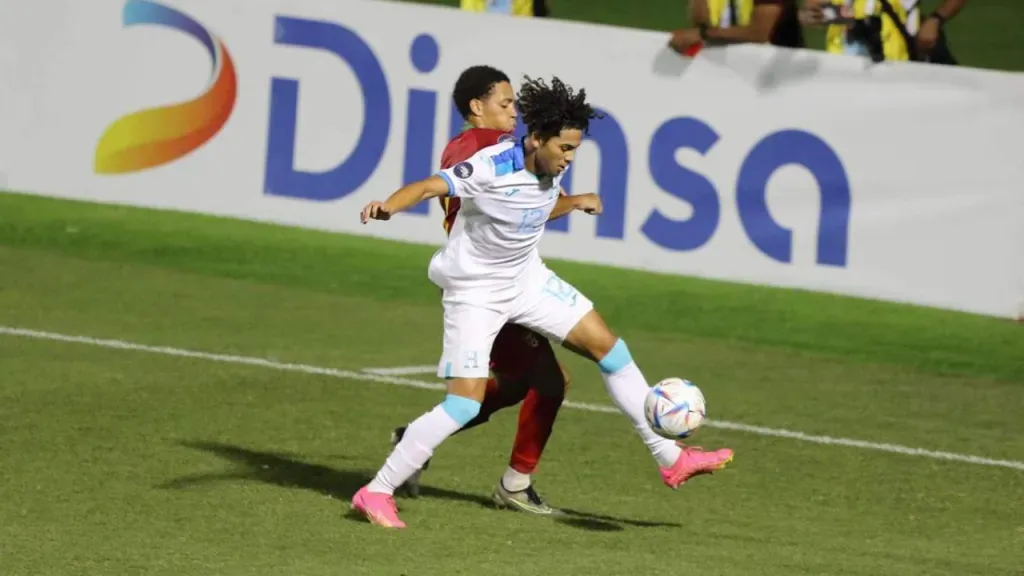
[360,176,451,223]
[548,192,602,221]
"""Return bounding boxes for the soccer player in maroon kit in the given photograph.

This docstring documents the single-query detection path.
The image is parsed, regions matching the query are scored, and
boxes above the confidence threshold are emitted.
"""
[390,65,570,515]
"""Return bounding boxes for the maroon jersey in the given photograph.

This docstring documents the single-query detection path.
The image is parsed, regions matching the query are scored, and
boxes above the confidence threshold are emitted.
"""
[437,128,513,235]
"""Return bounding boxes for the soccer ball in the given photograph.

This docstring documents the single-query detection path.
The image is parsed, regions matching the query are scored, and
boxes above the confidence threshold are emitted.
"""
[644,378,707,439]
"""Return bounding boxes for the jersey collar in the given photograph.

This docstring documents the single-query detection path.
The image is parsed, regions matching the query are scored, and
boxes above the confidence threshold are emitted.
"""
[512,136,527,172]
[458,122,527,173]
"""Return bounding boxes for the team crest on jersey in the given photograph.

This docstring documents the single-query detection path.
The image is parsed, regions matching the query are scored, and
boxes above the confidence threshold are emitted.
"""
[498,133,516,143]
[454,162,474,179]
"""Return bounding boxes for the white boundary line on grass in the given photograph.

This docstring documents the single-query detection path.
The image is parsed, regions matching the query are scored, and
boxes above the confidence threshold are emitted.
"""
[3,326,1023,472]
[363,365,438,376]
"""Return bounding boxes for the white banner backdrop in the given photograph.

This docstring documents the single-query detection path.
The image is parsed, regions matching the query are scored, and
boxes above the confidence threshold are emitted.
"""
[1,0,1021,318]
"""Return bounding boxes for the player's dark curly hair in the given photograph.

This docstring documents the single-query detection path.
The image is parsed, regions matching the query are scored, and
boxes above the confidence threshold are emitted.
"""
[517,75,602,141]
[452,65,511,119]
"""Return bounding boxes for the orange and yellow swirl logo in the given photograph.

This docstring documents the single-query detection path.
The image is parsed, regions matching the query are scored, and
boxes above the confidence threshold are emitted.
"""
[94,0,237,174]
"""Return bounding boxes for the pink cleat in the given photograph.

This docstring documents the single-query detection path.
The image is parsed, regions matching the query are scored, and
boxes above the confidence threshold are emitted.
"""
[351,486,406,528]
[660,444,734,489]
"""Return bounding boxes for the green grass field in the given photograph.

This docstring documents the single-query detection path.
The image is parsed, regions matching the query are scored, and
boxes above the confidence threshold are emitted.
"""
[399,0,1024,72]
[0,191,1022,575]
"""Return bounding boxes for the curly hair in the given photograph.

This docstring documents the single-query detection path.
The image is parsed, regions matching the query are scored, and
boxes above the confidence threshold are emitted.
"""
[452,65,511,119]
[517,75,602,141]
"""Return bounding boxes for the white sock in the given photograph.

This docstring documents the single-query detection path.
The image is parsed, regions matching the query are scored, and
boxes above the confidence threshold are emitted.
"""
[501,466,532,492]
[601,361,682,468]
[367,404,462,495]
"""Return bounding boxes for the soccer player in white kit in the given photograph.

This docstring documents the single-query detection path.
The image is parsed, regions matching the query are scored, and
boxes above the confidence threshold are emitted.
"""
[352,76,734,529]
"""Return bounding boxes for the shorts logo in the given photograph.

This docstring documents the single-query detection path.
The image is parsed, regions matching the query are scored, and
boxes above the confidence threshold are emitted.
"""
[453,162,474,179]
[463,351,481,370]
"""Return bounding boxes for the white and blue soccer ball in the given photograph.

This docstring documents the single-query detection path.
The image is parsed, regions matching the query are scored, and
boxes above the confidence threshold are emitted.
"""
[644,378,707,439]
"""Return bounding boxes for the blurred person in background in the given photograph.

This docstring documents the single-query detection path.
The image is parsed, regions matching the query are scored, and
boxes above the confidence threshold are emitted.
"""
[800,0,966,64]
[669,0,805,55]
[911,0,966,63]
[460,0,550,17]
[807,0,912,62]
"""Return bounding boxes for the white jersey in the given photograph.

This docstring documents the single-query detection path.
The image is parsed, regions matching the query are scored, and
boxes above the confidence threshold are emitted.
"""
[428,138,563,294]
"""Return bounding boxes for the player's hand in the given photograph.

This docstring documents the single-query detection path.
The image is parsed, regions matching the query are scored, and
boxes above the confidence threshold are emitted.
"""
[798,5,825,25]
[360,201,392,223]
[668,28,702,54]
[916,16,941,56]
[573,193,603,215]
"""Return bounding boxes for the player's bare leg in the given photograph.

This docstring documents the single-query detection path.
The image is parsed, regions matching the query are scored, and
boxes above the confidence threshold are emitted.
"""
[353,377,489,528]
[562,310,734,489]
[491,349,569,515]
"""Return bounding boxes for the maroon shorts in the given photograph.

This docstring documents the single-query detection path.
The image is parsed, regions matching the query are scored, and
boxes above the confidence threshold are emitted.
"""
[488,323,554,381]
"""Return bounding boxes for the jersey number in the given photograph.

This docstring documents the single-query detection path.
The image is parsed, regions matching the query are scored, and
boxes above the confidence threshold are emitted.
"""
[517,208,546,233]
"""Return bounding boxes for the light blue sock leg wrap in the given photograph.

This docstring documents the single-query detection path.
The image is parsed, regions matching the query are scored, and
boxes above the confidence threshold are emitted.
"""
[598,339,633,374]
[441,394,481,426]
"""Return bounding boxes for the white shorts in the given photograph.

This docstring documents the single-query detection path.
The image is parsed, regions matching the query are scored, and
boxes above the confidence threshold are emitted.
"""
[436,265,594,378]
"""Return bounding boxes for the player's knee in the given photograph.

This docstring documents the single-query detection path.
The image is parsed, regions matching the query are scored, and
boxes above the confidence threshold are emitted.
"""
[565,310,619,362]
[441,393,482,426]
[597,338,633,374]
